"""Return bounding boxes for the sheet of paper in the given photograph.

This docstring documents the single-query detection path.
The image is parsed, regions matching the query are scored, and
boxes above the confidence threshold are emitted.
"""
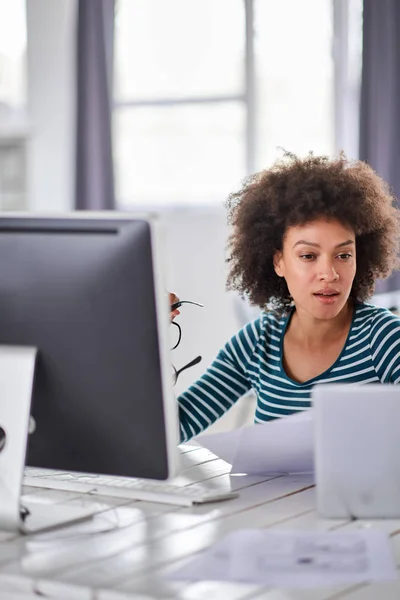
[168,529,397,588]
[233,410,314,474]
[194,426,243,464]
[196,410,314,475]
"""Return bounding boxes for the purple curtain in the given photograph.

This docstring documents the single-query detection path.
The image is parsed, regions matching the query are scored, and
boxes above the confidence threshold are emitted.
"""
[75,0,115,210]
[359,0,400,292]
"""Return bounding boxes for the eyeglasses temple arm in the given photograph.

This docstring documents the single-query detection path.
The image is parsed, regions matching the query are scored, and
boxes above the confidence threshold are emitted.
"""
[171,300,204,311]
[175,355,202,380]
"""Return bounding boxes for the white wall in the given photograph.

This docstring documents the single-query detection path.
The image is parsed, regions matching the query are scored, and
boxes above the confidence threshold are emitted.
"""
[162,206,237,388]
[161,206,257,434]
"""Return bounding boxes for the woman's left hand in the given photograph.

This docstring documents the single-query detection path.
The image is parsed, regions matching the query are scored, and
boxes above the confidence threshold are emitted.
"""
[169,292,180,320]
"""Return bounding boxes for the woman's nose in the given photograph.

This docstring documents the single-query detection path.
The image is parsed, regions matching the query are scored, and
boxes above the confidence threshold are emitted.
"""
[318,262,339,281]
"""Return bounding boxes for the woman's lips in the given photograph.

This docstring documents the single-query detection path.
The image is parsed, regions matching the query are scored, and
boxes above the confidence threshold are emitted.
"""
[313,290,340,304]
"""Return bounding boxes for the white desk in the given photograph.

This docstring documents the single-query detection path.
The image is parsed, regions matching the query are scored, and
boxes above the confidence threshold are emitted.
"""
[0,445,399,599]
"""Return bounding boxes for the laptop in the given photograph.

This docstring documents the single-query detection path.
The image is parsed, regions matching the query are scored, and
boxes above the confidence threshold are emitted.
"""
[312,384,400,519]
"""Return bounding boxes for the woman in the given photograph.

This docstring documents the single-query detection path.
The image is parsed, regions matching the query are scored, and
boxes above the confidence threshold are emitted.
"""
[174,152,400,443]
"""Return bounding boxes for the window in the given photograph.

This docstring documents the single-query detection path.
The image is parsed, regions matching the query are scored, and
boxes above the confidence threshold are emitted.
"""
[333,0,363,159]
[254,0,334,168]
[113,0,361,208]
[0,0,27,211]
[113,0,245,208]
[0,0,26,110]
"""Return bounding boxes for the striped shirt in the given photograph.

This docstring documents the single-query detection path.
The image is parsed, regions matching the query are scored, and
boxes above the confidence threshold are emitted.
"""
[177,303,400,442]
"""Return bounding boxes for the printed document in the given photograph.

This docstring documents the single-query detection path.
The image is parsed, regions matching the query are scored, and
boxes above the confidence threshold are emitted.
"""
[168,529,397,588]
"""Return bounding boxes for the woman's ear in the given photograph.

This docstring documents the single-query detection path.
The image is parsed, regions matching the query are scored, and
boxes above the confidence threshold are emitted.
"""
[273,251,284,277]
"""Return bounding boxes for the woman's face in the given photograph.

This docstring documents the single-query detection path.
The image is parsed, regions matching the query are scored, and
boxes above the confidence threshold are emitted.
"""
[274,218,357,320]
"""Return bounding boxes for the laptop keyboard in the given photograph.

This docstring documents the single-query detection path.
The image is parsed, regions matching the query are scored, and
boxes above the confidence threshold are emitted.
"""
[24,469,238,506]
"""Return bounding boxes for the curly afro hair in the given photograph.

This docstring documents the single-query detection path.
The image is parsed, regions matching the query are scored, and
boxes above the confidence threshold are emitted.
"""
[226,152,400,312]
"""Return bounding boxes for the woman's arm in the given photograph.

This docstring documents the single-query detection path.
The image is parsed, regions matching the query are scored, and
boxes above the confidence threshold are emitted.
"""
[369,308,400,383]
[177,317,263,442]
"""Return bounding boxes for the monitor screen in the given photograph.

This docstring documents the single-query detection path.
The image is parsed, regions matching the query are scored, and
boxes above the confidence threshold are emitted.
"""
[0,215,178,480]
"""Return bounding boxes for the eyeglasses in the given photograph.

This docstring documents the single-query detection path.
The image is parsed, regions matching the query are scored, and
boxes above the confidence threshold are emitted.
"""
[170,300,204,350]
[171,300,204,312]
[172,355,202,386]
[171,299,203,386]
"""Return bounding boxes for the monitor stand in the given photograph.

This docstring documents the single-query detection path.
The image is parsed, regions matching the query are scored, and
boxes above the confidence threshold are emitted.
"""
[0,346,93,534]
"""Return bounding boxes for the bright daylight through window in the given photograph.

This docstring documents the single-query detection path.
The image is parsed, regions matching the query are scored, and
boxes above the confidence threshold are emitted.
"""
[0,0,27,211]
[113,0,360,209]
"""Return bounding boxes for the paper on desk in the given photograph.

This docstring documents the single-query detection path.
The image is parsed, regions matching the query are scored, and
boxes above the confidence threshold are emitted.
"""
[196,410,314,474]
[168,529,397,588]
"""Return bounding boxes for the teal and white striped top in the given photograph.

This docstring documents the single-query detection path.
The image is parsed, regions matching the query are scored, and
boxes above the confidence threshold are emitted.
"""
[177,303,400,442]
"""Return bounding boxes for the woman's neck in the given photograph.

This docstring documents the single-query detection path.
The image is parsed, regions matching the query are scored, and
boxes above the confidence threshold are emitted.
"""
[286,301,354,350]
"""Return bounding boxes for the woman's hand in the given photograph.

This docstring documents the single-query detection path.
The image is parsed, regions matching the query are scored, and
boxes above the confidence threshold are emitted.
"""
[169,292,180,320]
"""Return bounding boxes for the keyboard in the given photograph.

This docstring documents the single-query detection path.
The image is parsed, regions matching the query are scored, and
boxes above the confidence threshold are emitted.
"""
[24,469,239,507]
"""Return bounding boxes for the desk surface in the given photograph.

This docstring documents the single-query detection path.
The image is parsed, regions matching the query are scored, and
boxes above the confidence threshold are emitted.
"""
[0,445,399,599]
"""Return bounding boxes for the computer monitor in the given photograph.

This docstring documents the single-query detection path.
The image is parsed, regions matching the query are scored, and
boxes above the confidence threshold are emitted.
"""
[0,214,178,531]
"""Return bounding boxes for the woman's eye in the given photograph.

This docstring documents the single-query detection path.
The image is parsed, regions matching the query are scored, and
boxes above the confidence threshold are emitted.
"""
[300,254,315,261]
[337,253,352,260]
